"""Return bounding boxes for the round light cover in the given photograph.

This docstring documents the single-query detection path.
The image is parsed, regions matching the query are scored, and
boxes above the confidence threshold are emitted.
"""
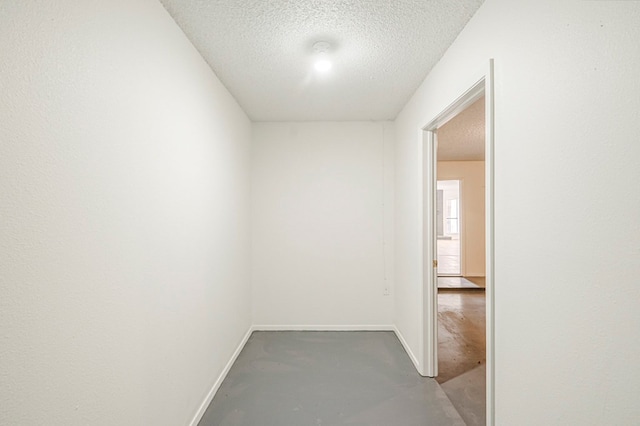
[312,41,332,73]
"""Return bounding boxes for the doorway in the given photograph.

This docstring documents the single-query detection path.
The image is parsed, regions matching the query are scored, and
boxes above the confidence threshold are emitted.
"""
[434,96,486,426]
[420,60,494,425]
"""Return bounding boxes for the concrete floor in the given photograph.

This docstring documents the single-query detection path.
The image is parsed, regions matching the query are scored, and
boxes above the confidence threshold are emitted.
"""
[437,290,486,425]
[440,364,486,426]
[437,291,485,383]
[199,331,465,426]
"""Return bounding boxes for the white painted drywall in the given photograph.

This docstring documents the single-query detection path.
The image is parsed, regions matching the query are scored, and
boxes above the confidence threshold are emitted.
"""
[0,1,251,425]
[252,122,394,327]
[438,161,485,277]
[395,1,640,424]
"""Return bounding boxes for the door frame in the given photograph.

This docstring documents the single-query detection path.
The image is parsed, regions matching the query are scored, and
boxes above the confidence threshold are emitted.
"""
[420,59,495,425]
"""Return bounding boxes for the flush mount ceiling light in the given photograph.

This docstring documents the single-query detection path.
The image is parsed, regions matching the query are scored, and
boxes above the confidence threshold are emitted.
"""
[312,41,332,73]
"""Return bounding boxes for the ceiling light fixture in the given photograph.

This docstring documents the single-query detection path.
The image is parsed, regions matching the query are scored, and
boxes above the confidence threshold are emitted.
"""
[312,41,332,73]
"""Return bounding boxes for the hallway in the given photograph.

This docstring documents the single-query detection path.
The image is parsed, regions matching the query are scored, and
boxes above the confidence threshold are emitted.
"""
[3,2,639,425]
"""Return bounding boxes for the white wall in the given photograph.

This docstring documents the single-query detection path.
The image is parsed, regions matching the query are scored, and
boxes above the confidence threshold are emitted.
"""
[252,122,394,327]
[438,161,485,277]
[395,1,640,424]
[0,1,251,425]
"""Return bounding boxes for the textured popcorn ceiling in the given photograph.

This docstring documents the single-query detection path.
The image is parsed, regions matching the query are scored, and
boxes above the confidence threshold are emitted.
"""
[437,96,485,161]
[160,0,485,121]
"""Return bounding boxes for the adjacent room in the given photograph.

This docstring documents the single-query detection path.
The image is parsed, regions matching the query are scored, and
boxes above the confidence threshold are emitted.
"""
[2,1,639,426]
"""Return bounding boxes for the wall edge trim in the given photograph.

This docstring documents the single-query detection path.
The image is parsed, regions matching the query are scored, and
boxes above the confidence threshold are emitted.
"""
[188,326,254,426]
[393,326,422,374]
[252,324,395,331]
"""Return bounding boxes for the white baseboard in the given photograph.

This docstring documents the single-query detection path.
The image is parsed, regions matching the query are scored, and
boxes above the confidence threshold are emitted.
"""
[393,326,422,374]
[188,326,254,426]
[252,324,395,331]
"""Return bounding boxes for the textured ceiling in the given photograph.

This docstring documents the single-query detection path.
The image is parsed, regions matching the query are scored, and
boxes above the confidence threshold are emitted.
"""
[437,96,485,161]
[159,0,485,121]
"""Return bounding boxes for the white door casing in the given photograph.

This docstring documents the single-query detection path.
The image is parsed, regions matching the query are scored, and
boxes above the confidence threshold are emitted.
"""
[420,59,495,425]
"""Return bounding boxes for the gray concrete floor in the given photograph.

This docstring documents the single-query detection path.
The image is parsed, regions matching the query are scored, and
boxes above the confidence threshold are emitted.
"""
[440,364,486,426]
[199,331,465,426]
